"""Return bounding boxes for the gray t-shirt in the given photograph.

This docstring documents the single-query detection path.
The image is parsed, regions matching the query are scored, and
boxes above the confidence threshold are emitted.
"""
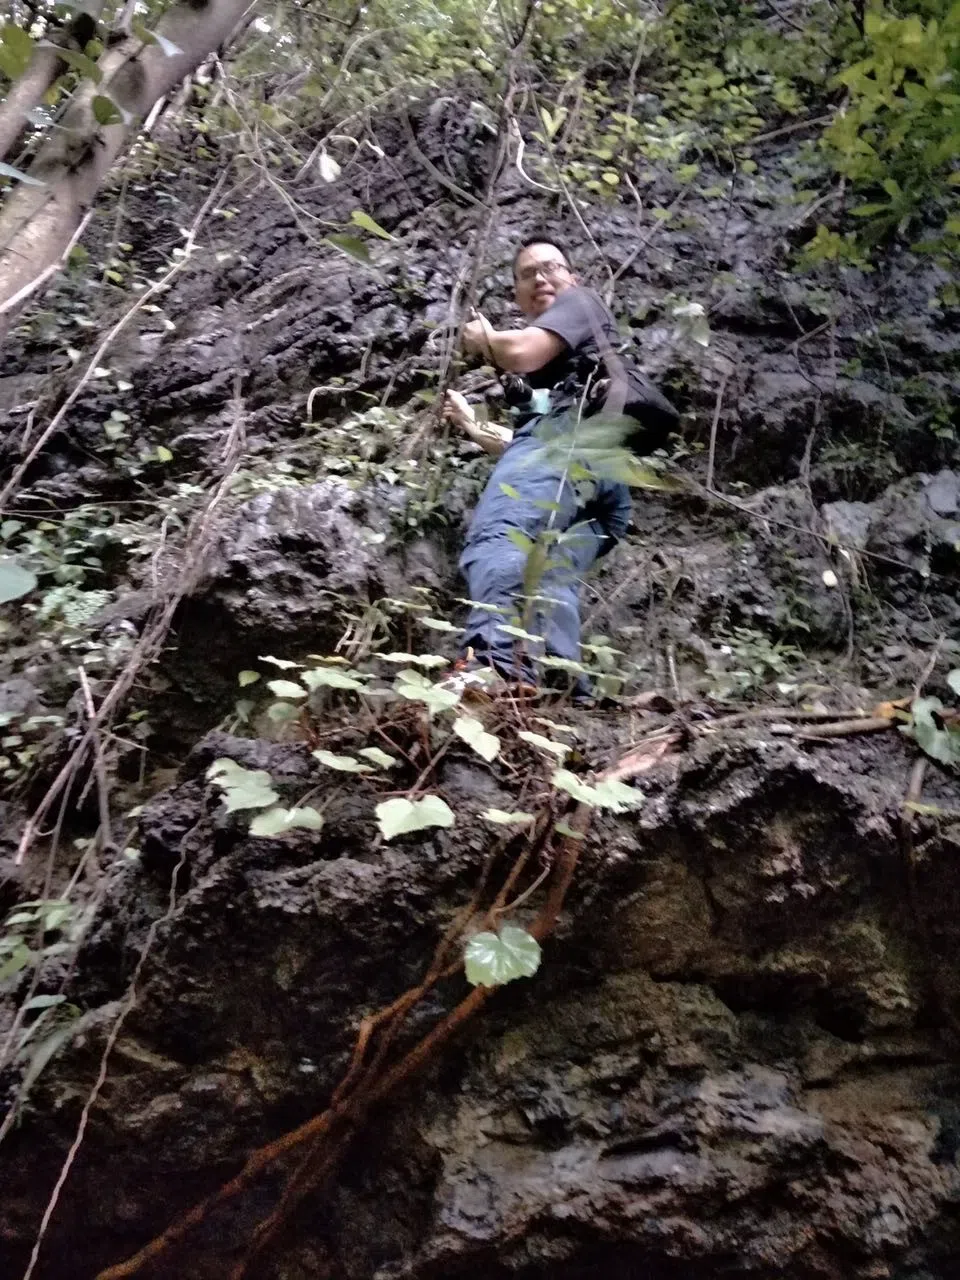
[528,286,620,394]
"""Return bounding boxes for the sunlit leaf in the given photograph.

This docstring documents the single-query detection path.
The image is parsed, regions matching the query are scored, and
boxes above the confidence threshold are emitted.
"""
[481,808,535,826]
[0,942,31,983]
[327,233,371,263]
[537,655,587,674]
[376,794,455,840]
[358,746,397,768]
[0,161,44,187]
[518,730,569,761]
[0,558,38,604]
[394,669,460,715]
[551,768,643,812]
[378,652,447,668]
[238,670,261,687]
[902,696,960,766]
[947,669,960,699]
[420,617,460,632]
[497,624,544,643]
[267,679,307,699]
[453,714,500,762]
[318,149,341,182]
[267,701,300,723]
[301,667,364,691]
[455,597,505,615]
[249,805,324,837]
[207,758,278,812]
[311,748,371,773]
[464,926,541,988]
[350,208,393,239]
[259,655,303,669]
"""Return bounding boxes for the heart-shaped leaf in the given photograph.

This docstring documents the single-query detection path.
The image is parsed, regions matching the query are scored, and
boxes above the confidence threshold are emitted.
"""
[376,795,454,840]
[453,714,500,762]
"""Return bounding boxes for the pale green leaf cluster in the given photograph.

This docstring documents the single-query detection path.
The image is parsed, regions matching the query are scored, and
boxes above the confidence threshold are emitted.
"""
[206,758,279,812]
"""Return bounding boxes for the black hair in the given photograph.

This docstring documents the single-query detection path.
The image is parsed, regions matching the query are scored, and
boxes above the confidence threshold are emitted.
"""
[512,236,573,275]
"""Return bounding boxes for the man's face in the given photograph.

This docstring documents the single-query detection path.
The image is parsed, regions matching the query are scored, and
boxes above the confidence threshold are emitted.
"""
[514,242,576,317]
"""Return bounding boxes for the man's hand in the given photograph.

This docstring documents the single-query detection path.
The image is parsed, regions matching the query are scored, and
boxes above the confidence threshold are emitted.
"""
[443,389,476,432]
[443,389,513,457]
[462,309,494,359]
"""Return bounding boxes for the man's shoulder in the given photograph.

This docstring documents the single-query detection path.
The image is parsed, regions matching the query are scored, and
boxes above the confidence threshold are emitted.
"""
[553,284,610,314]
[534,285,616,349]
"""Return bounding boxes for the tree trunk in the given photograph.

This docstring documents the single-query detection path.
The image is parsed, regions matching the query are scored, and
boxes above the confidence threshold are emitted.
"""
[0,0,256,340]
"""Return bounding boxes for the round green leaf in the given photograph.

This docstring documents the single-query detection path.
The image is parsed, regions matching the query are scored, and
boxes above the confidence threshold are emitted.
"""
[92,94,122,125]
[0,557,38,604]
[464,926,541,988]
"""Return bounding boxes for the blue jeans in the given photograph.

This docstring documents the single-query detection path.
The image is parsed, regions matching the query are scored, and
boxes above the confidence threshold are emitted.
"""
[459,425,629,684]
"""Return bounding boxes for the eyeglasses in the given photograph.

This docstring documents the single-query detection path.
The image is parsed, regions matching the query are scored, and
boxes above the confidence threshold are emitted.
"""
[516,260,571,284]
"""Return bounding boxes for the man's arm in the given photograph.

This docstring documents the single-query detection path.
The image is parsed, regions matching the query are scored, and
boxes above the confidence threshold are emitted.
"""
[463,315,565,374]
[443,389,513,457]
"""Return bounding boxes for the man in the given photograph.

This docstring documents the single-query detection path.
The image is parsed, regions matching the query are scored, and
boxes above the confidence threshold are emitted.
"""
[444,237,677,697]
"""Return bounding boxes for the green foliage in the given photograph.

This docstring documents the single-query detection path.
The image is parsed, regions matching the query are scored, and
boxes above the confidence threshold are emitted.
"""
[0,899,80,985]
[901,693,960,767]
[267,679,309,699]
[823,1,960,253]
[394,668,460,716]
[376,795,455,840]
[312,748,373,773]
[481,808,536,826]
[249,806,325,836]
[301,667,365,691]
[464,925,541,988]
[710,626,805,698]
[0,558,37,604]
[517,730,569,761]
[452,714,500,763]
[206,758,279,812]
[551,769,644,813]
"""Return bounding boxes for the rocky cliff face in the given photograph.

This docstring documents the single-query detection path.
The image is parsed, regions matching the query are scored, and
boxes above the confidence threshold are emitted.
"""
[1,96,959,1279]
